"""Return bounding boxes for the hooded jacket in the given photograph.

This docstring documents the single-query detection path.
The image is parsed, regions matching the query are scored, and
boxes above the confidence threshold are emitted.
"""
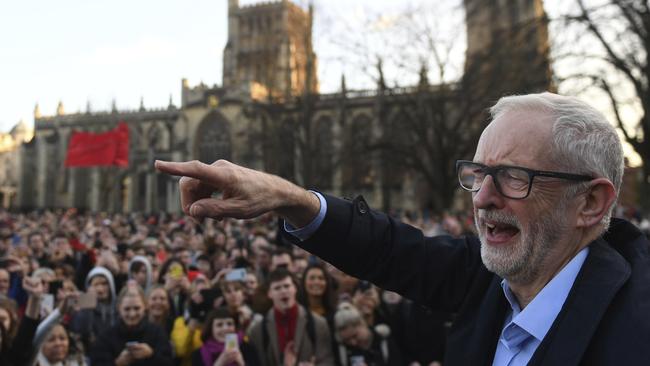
[70,266,118,351]
[128,255,153,293]
[84,266,117,304]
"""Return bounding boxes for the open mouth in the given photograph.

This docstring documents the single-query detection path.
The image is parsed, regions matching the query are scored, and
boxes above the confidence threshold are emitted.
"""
[485,220,520,244]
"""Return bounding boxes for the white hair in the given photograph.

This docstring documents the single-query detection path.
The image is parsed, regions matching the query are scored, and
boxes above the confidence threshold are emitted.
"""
[490,92,624,230]
[334,302,364,331]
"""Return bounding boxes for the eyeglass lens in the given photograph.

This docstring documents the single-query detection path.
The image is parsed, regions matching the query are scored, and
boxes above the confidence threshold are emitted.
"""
[458,163,530,199]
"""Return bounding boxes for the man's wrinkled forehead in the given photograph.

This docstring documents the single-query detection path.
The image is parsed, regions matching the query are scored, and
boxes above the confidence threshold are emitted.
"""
[475,109,555,164]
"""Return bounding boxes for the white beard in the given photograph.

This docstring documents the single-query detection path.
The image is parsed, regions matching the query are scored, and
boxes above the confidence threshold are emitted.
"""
[476,204,566,284]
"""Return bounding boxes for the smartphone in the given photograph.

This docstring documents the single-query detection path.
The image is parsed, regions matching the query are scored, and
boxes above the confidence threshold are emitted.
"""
[225,268,247,282]
[126,341,139,348]
[41,294,54,314]
[49,280,63,296]
[169,264,183,279]
[350,355,365,366]
[225,333,238,350]
[78,292,97,310]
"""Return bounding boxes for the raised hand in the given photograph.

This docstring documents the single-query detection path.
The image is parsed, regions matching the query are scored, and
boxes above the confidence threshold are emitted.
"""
[23,276,44,319]
[116,349,133,366]
[283,341,297,366]
[214,348,244,366]
[23,276,44,298]
[128,342,153,360]
[298,357,316,366]
[6,256,27,276]
[58,291,80,315]
[154,159,319,228]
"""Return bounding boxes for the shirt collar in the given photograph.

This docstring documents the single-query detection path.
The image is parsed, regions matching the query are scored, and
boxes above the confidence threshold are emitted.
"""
[501,246,589,341]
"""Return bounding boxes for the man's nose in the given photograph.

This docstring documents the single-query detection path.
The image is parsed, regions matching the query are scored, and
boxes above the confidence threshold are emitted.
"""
[472,175,505,210]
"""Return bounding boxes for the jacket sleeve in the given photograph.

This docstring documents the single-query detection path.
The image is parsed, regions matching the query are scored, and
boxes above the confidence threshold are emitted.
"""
[191,349,204,366]
[146,325,174,366]
[170,316,193,357]
[314,315,335,366]
[289,194,484,312]
[246,317,268,366]
[8,315,39,366]
[8,271,27,306]
[90,329,118,366]
[33,309,62,347]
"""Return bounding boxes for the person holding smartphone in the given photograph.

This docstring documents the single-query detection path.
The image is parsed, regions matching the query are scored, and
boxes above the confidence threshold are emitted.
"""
[91,284,173,366]
[191,307,259,366]
[70,266,117,352]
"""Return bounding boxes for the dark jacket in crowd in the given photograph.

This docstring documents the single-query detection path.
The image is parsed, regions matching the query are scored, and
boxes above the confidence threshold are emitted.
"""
[70,302,118,351]
[90,319,173,366]
[286,194,650,366]
[70,267,118,351]
[0,315,39,366]
[382,299,449,364]
[338,326,403,366]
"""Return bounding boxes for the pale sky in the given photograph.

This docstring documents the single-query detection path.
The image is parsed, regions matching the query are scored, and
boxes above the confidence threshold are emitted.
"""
[1,0,440,132]
[0,0,618,143]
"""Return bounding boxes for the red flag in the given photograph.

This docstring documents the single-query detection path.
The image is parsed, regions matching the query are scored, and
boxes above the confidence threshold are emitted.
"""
[64,122,129,167]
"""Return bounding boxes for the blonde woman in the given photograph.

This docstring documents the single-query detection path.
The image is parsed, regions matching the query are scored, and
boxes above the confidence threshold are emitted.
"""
[91,283,173,366]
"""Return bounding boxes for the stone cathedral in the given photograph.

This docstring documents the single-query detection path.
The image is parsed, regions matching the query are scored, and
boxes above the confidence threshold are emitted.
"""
[17,0,551,213]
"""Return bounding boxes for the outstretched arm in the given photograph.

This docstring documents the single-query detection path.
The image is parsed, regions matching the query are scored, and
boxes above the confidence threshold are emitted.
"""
[154,159,320,228]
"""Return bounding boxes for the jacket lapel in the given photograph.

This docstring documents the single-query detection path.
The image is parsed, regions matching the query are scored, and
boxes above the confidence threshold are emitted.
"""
[267,310,282,365]
[293,307,307,362]
[529,238,631,366]
[446,273,508,366]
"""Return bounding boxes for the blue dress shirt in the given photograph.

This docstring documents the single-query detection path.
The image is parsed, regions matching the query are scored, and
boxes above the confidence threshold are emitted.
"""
[283,191,327,240]
[492,247,589,366]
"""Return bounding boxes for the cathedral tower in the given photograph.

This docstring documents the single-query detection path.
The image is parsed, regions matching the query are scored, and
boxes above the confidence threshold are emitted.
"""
[464,0,552,94]
[223,0,318,100]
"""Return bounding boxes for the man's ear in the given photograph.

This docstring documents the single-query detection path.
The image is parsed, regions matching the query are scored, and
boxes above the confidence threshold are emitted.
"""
[576,178,617,229]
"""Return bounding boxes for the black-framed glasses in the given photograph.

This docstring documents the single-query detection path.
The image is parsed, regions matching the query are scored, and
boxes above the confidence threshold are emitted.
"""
[456,160,593,199]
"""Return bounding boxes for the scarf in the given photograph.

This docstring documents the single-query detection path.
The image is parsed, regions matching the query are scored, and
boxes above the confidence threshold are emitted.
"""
[274,304,298,354]
[200,334,242,366]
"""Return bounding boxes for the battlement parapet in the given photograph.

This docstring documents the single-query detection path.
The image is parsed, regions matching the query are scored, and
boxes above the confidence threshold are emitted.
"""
[35,107,180,130]
[239,0,285,11]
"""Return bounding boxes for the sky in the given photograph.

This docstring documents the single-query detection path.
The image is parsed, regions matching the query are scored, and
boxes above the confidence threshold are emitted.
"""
[0,0,434,132]
[0,0,615,141]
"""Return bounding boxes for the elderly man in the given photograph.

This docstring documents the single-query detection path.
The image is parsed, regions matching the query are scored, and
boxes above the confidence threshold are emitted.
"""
[156,93,650,365]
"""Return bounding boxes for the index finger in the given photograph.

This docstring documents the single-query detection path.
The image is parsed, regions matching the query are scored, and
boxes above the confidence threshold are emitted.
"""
[155,160,225,184]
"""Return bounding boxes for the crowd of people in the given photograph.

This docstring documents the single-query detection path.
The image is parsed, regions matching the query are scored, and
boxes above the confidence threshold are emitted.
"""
[0,208,458,366]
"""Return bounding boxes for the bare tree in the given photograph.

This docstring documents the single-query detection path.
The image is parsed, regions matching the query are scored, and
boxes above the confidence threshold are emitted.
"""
[554,0,650,206]
[322,1,552,212]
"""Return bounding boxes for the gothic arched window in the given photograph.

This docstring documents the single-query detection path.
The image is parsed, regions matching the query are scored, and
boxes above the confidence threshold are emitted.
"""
[195,111,232,164]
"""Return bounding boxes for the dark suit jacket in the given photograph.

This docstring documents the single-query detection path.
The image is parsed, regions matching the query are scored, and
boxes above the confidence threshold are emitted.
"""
[286,194,650,366]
